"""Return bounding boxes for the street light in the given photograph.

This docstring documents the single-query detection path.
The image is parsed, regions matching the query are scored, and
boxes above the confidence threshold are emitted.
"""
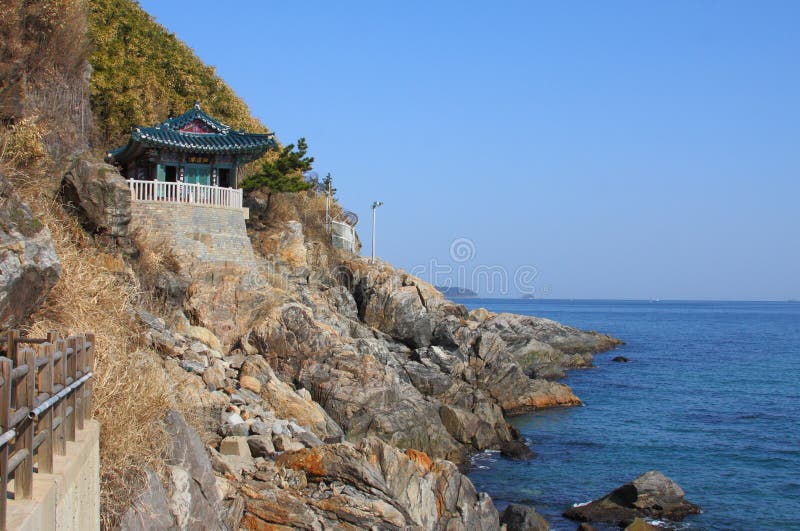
[371,201,383,263]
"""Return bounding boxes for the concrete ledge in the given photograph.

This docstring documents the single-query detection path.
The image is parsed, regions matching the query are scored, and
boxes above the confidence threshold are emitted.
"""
[7,420,100,531]
[131,199,249,218]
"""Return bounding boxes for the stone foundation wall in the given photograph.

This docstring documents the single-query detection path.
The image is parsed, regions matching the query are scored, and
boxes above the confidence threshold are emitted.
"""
[131,202,259,267]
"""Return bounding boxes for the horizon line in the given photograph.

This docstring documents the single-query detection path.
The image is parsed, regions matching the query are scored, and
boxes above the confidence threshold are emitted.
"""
[448,297,799,303]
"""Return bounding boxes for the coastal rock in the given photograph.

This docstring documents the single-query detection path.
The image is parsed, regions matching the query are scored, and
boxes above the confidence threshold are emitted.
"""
[239,374,261,394]
[183,261,268,351]
[500,439,536,460]
[239,355,344,442]
[169,194,626,529]
[136,309,166,332]
[220,409,249,437]
[0,174,61,329]
[277,220,308,268]
[273,433,304,452]
[240,253,620,463]
[625,518,659,530]
[440,404,482,445]
[184,325,223,353]
[162,410,225,529]
[248,420,270,436]
[118,469,176,531]
[469,331,583,414]
[479,312,622,367]
[266,437,500,530]
[247,435,275,458]
[222,496,246,531]
[295,430,324,448]
[60,156,131,238]
[202,361,226,391]
[612,356,630,363]
[563,470,701,526]
[500,503,550,530]
[348,260,439,348]
[469,307,493,323]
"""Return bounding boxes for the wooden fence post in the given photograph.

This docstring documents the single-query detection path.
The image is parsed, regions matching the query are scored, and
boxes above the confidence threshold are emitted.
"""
[36,343,54,474]
[5,330,19,363]
[65,337,77,442]
[53,339,67,456]
[75,335,85,431]
[85,333,95,419]
[0,357,12,530]
[13,347,35,499]
[46,330,59,345]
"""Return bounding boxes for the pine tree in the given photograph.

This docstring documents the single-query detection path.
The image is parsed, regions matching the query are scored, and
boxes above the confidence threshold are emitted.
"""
[240,137,314,211]
[322,173,337,197]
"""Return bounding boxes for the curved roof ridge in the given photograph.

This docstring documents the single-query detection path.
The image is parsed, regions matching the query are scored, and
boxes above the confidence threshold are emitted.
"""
[159,101,232,133]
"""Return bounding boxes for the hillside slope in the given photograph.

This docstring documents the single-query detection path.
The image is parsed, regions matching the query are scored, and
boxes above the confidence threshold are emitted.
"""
[88,0,269,148]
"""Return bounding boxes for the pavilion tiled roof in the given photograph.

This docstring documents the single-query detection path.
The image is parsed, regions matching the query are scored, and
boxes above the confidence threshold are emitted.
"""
[107,102,275,163]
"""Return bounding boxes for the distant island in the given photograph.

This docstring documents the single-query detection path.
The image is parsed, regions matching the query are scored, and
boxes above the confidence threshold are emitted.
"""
[436,286,478,298]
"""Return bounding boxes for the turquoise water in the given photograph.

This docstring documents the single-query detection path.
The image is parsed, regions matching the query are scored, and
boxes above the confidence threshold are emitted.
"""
[459,299,800,530]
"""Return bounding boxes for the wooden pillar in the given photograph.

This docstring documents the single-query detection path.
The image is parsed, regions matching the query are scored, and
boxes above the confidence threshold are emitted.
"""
[75,335,85,431]
[85,333,95,420]
[5,330,19,365]
[0,357,12,529]
[36,342,54,474]
[53,339,67,456]
[13,347,35,499]
[65,337,77,442]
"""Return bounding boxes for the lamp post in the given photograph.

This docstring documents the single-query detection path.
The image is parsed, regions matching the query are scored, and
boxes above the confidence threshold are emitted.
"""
[371,201,383,263]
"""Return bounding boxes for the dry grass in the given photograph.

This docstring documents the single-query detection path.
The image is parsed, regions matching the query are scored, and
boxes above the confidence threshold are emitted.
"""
[2,148,171,528]
[0,117,48,169]
[129,221,182,297]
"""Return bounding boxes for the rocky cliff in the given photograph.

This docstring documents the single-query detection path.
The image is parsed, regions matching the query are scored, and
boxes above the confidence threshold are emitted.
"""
[1,2,624,527]
[0,173,61,328]
[113,187,622,529]
[1,106,624,531]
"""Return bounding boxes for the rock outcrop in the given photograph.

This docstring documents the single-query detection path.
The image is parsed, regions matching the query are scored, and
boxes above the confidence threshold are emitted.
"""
[0,174,60,328]
[163,410,226,530]
[244,437,500,530]
[119,469,176,530]
[60,156,131,240]
[136,313,503,530]
[563,470,701,527]
[120,410,228,530]
[239,252,620,463]
[500,503,550,530]
[129,206,623,529]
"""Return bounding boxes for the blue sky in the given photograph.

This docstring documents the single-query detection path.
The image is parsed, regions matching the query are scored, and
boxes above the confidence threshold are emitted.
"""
[139,0,799,300]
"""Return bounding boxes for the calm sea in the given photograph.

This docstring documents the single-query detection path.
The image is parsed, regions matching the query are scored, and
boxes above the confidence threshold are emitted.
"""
[457,299,800,531]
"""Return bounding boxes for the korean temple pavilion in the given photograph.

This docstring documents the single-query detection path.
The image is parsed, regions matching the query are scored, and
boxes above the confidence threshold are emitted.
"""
[106,102,274,189]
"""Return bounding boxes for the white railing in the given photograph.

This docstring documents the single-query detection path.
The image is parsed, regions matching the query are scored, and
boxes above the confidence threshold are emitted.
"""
[127,179,243,209]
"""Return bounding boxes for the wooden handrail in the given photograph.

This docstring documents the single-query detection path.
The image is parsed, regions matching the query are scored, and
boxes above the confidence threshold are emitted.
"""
[0,330,94,530]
